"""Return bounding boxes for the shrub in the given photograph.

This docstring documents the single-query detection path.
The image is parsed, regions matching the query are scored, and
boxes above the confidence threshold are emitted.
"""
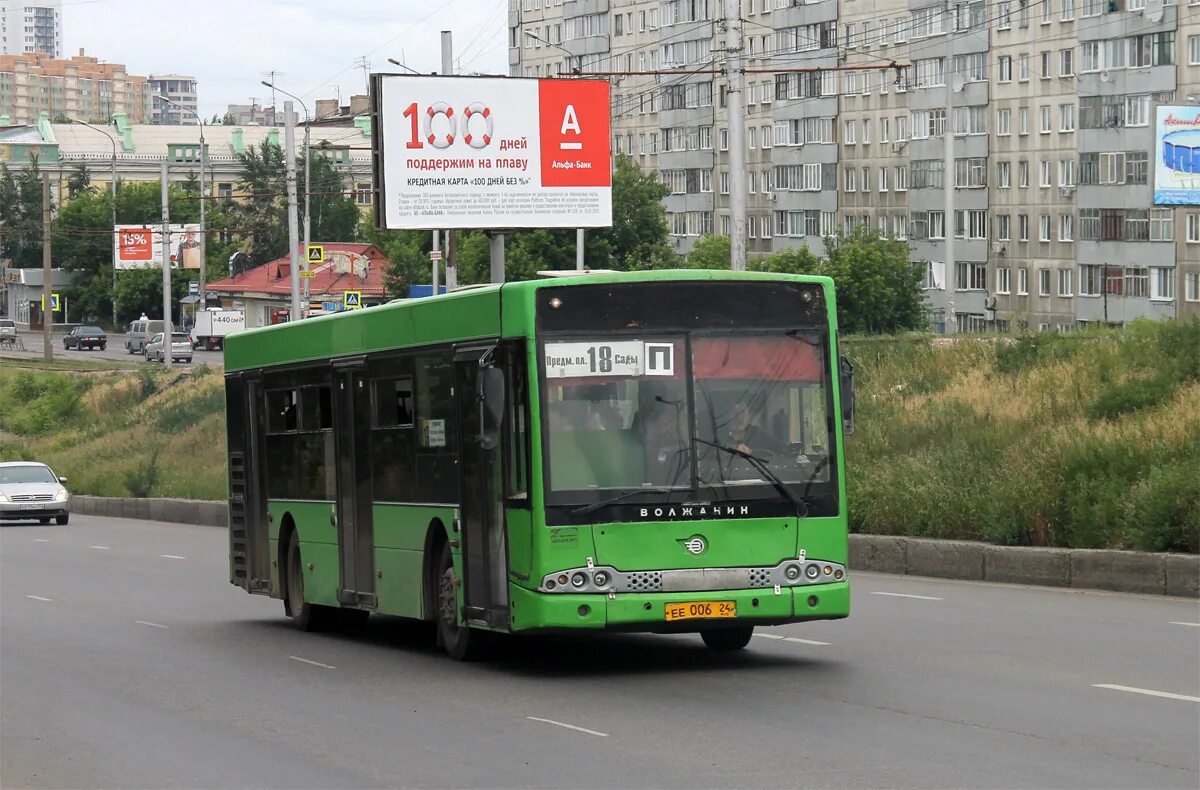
[123,447,159,498]
[156,386,224,433]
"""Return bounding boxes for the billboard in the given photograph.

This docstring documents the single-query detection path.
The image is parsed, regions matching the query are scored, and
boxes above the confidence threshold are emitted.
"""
[1154,105,1200,206]
[373,75,612,230]
[114,224,202,270]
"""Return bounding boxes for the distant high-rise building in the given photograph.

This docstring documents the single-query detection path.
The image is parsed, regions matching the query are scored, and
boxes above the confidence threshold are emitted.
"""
[0,49,150,124]
[148,74,198,124]
[0,0,63,58]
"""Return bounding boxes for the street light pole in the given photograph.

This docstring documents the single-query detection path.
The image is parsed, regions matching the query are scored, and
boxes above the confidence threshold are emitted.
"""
[68,118,119,327]
[283,101,303,321]
[157,95,206,320]
[263,81,311,306]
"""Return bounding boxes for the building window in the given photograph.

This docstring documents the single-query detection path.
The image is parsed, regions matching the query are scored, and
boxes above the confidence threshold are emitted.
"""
[1126,267,1150,297]
[1039,268,1051,297]
[1079,264,1103,296]
[955,262,987,290]
[1019,214,1030,241]
[1151,268,1174,301]
[1058,269,1074,297]
[217,182,233,200]
[1187,213,1200,242]
[1040,50,1051,78]
[1150,209,1173,242]
[996,213,1011,240]
[1019,107,1029,135]
[997,161,1011,188]
[999,55,1012,81]
[1185,272,1200,302]
[1018,53,1030,81]
[1059,104,1074,132]
[1040,105,1052,133]
[1190,35,1200,67]
[1060,48,1074,76]
[1039,214,1051,242]
[1060,214,1074,242]
[997,108,1011,135]
[1018,160,1029,188]
[1018,268,1029,295]
[996,267,1011,294]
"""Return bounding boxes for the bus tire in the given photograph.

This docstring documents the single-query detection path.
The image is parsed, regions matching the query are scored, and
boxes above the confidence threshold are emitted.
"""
[700,625,754,651]
[435,541,487,661]
[285,534,334,632]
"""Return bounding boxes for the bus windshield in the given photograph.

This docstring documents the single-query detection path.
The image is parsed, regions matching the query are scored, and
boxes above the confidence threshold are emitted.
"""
[541,331,833,513]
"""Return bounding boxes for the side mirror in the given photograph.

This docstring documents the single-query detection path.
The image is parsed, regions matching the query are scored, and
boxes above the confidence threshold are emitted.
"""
[58,476,68,484]
[479,367,506,450]
[839,355,855,436]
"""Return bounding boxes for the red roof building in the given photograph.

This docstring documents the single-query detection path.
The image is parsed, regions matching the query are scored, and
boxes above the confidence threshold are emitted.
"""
[205,243,390,326]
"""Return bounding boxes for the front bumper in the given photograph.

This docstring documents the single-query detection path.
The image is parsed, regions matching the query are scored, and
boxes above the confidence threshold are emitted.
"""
[0,502,69,520]
[508,580,849,633]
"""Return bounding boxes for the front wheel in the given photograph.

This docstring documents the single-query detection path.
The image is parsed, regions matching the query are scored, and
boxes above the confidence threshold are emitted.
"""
[435,542,488,661]
[285,535,334,632]
[700,625,754,651]
[55,514,69,525]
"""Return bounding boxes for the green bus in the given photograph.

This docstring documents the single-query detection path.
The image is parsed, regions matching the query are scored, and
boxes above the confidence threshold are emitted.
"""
[223,270,855,659]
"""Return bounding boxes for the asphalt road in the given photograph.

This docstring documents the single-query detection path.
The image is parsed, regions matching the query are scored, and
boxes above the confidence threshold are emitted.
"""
[2,515,1197,789]
[5,331,224,367]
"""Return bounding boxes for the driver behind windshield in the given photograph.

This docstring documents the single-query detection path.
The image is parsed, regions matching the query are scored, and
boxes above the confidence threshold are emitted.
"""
[725,401,783,457]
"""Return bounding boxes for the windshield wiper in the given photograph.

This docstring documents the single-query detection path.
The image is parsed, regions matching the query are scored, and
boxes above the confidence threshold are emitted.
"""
[570,486,680,516]
[692,437,807,517]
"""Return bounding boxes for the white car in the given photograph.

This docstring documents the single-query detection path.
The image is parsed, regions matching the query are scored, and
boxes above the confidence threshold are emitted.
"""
[145,331,193,363]
[0,462,70,525]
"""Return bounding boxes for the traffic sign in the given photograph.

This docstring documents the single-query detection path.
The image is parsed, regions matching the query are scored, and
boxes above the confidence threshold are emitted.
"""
[343,290,362,310]
[307,245,325,263]
[40,292,61,312]
[300,269,316,279]
[429,249,443,261]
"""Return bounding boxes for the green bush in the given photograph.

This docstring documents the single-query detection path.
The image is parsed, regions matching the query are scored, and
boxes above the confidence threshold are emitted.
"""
[156,387,224,434]
[1087,372,1177,421]
[123,448,159,498]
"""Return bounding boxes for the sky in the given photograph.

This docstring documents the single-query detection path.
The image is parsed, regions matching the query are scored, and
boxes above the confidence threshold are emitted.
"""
[64,0,510,119]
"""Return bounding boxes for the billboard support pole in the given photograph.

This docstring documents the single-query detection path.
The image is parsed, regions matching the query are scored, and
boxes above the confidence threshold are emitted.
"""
[284,101,303,322]
[160,161,173,370]
[489,232,505,284]
[576,228,585,270]
[432,229,441,295]
[724,0,746,271]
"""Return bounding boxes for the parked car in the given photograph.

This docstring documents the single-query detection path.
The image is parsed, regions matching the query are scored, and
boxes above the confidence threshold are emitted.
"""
[145,331,193,363]
[64,325,107,351]
[125,319,164,355]
[0,318,15,340]
[0,461,70,525]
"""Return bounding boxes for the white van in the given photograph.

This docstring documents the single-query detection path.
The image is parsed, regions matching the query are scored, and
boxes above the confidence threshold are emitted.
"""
[125,319,165,355]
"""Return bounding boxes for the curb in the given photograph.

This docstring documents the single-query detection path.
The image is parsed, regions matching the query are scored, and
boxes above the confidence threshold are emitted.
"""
[70,497,1197,598]
[849,534,1198,598]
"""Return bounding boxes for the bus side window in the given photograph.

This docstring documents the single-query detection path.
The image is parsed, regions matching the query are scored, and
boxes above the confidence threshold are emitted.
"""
[505,358,529,501]
[370,374,417,502]
[373,377,413,428]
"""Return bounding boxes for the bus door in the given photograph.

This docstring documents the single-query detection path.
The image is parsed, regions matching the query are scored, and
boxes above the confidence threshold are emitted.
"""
[332,358,377,608]
[454,345,510,628]
[226,372,270,593]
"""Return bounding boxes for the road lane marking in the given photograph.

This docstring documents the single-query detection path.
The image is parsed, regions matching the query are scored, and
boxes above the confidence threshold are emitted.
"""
[753,633,785,640]
[90,545,110,550]
[1092,684,1200,704]
[870,591,944,601]
[33,539,49,543]
[159,554,187,560]
[526,717,608,737]
[783,637,832,646]
[1169,622,1200,628]
[25,595,52,602]
[288,655,336,670]
[134,620,169,629]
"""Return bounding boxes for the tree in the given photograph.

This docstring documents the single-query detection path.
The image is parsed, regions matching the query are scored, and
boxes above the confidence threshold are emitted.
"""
[685,234,731,268]
[754,227,925,334]
[0,157,49,268]
[114,267,189,323]
[589,154,673,269]
[66,163,92,198]
[357,210,429,298]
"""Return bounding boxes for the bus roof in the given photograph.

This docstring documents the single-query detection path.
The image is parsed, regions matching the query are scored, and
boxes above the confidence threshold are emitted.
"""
[222,269,835,373]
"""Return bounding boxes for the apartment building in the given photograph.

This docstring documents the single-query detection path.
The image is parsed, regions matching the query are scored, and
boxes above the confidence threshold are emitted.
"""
[0,0,62,58]
[148,74,199,125]
[1178,7,1200,321]
[0,49,151,124]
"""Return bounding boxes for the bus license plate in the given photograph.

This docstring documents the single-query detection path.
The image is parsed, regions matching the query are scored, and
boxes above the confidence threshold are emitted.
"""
[664,601,736,621]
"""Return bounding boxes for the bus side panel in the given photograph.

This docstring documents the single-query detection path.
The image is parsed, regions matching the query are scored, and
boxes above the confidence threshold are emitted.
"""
[269,500,339,607]
[506,507,533,585]
[372,503,457,618]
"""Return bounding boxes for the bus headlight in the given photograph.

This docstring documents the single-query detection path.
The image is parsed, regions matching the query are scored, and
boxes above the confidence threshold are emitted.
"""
[784,564,802,581]
[593,571,609,587]
[805,564,820,580]
[571,572,587,588]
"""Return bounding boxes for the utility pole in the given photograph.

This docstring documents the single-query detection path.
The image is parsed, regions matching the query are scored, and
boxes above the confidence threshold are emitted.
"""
[576,228,585,271]
[261,82,310,304]
[67,119,119,327]
[434,30,453,294]
[943,0,956,333]
[724,0,747,271]
[156,97,207,322]
[284,101,303,321]
[160,161,173,370]
[41,172,52,361]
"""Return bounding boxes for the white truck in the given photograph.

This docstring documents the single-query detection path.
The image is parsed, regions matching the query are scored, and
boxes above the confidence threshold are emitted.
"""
[192,309,245,350]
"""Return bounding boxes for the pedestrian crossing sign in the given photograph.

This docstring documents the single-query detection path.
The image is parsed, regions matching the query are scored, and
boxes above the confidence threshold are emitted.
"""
[40,293,61,312]
[343,290,362,310]
[307,245,324,263]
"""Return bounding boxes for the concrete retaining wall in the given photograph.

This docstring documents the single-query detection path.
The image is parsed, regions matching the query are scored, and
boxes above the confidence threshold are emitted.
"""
[850,534,1198,598]
[69,496,1196,597]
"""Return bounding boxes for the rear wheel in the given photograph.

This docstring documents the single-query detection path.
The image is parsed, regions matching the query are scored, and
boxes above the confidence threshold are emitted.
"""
[37,517,50,525]
[700,625,754,651]
[285,534,334,632]
[435,542,488,661]
[55,515,68,525]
